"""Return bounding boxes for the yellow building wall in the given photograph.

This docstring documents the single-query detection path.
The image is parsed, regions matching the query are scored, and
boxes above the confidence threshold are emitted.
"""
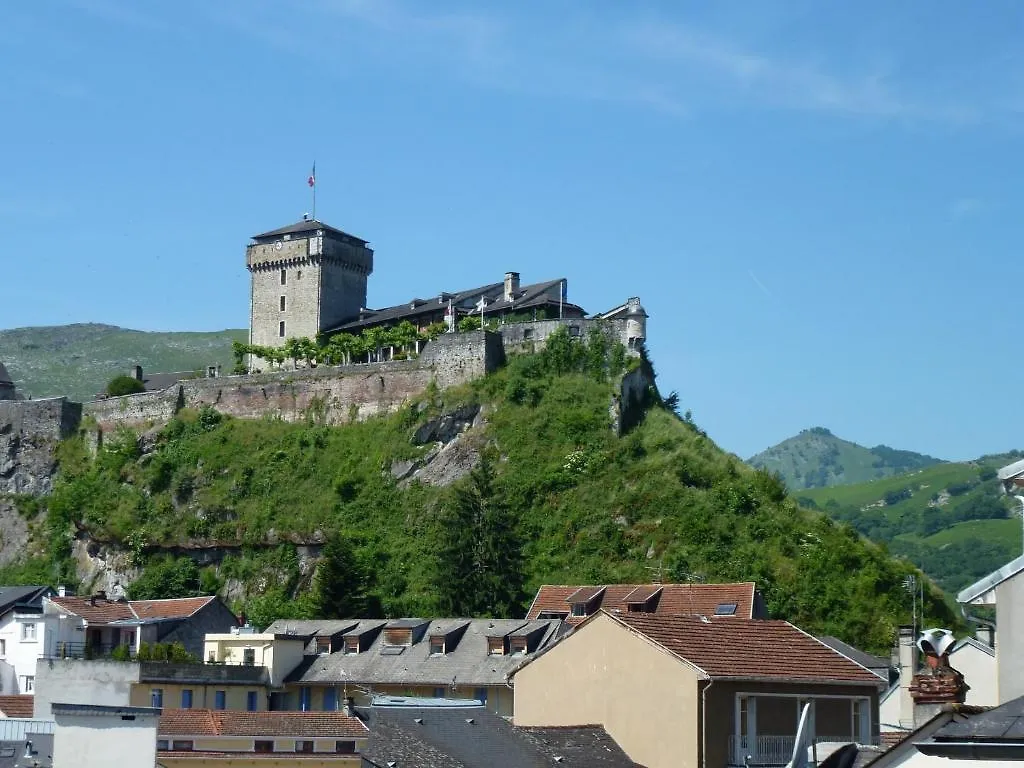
[131,683,266,711]
[201,636,305,687]
[513,613,703,768]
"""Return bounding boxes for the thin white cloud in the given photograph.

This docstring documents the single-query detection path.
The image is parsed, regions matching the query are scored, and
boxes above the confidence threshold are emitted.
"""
[749,270,773,299]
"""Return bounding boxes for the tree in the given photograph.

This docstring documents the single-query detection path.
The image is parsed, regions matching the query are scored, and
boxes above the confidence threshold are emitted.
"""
[433,452,524,617]
[313,532,368,618]
[458,315,482,332]
[282,337,305,368]
[128,556,202,600]
[391,321,420,356]
[106,374,145,397]
[423,321,447,342]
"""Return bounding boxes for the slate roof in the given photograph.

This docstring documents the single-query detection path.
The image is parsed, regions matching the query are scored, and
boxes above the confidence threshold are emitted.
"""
[159,708,369,738]
[360,704,636,768]
[0,695,34,718]
[958,552,1024,605]
[612,613,882,684]
[526,582,761,625]
[139,370,194,392]
[48,594,221,625]
[251,219,368,245]
[285,618,560,687]
[325,278,584,334]
[817,636,890,681]
[928,696,1024,742]
[0,586,52,617]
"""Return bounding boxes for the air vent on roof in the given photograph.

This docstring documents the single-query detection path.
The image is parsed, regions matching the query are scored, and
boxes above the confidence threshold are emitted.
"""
[715,603,738,616]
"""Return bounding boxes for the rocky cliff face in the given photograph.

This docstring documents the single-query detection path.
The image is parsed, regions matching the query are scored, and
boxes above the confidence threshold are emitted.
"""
[0,425,61,496]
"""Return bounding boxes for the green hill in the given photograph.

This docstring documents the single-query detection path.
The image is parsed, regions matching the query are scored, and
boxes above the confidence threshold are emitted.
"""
[798,455,1024,593]
[748,427,943,489]
[0,337,957,654]
[0,324,247,401]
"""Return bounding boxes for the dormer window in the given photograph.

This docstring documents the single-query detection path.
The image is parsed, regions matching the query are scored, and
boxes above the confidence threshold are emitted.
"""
[316,637,331,655]
[509,637,528,655]
[623,586,662,614]
[384,628,412,647]
[429,637,445,655]
[487,637,506,656]
[570,603,588,618]
[344,638,359,654]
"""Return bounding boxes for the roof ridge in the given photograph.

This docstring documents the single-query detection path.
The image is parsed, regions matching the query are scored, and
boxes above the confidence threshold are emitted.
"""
[785,621,881,678]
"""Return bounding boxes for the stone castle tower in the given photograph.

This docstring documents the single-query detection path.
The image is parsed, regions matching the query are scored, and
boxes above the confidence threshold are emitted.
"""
[0,361,16,401]
[246,218,374,349]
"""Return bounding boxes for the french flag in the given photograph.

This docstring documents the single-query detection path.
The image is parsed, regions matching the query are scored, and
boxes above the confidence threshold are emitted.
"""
[308,163,316,187]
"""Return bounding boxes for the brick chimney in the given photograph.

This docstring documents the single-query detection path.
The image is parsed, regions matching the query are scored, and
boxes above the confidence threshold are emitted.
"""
[908,629,968,726]
[504,272,520,302]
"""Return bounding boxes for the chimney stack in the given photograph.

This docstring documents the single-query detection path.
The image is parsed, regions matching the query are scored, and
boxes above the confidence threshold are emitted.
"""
[504,272,520,302]
[130,365,143,381]
[341,697,354,716]
[57,586,66,598]
[909,629,968,726]
[897,625,917,730]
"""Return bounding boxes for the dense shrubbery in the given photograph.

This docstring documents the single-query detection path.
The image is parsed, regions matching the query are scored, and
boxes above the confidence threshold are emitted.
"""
[105,375,146,397]
[9,327,958,652]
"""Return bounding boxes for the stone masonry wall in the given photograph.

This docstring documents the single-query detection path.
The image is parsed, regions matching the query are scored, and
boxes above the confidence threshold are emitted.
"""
[499,317,635,355]
[0,397,82,495]
[83,331,504,432]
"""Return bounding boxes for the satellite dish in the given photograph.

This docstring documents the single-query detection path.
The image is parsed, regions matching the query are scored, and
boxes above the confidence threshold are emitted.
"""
[918,628,956,657]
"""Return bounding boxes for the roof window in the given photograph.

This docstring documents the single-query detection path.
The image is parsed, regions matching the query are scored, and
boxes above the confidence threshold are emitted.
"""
[715,603,738,616]
[429,637,445,655]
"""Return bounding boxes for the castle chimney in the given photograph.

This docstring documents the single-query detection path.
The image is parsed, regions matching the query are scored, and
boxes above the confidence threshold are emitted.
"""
[504,272,520,302]
[57,586,66,598]
[908,629,968,726]
[130,365,143,381]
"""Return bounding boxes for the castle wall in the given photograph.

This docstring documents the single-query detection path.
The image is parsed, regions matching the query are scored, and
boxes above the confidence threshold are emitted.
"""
[318,237,372,331]
[0,397,82,495]
[499,318,635,355]
[249,246,323,350]
[82,331,504,432]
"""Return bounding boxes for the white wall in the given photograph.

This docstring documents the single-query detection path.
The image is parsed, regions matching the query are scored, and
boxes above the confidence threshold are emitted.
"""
[951,643,997,706]
[34,660,140,719]
[0,611,60,693]
[995,575,1024,704]
[52,710,158,768]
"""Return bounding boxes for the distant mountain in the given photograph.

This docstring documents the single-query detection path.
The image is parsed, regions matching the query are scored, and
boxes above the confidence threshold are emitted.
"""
[0,324,247,402]
[748,427,944,490]
[797,452,1024,594]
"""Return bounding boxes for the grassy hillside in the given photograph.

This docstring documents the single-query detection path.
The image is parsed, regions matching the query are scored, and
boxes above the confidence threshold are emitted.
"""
[799,457,1023,593]
[0,339,958,654]
[0,324,247,401]
[748,427,943,489]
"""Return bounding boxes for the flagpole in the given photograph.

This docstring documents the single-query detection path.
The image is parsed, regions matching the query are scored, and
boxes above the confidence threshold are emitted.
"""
[312,161,316,221]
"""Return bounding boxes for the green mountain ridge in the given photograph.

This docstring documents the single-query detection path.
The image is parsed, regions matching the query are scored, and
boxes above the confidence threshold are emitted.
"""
[0,337,955,654]
[797,453,1024,593]
[0,323,247,402]
[748,426,944,490]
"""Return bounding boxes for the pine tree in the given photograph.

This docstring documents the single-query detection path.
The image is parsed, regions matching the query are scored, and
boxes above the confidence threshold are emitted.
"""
[434,452,524,616]
[313,532,368,618]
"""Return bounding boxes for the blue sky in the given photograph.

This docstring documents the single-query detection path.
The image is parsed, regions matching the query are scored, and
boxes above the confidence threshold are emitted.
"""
[2,1,1023,461]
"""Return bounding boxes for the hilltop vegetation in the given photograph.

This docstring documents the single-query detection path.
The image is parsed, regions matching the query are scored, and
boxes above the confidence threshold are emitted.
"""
[0,323,247,401]
[749,427,943,490]
[0,333,956,653]
[798,456,1022,592]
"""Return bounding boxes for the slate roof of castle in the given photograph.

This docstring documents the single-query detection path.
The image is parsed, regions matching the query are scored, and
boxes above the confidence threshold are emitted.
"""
[611,613,882,684]
[283,618,561,687]
[325,278,584,334]
[251,219,368,245]
[48,595,218,625]
[526,582,761,625]
[360,704,636,767]
[159,708,369,738]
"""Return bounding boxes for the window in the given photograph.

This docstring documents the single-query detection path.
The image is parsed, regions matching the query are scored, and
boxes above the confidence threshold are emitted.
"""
[20,676,33,693]
[523,328,534,340]
[487,637,505,655]
[509,638,527,655]
[568,325,581,337]
[208,650,216,663]
[279,321,286,338]
[280,269,287,286]
[715,603,738,616]
[21,623,36,641]
[336,741,356,754]
[156,740,169,751]
[299,687,311,712]
[344,638,359,654]
[323,688,336,711]
[243,648,256,665]
[0,639,5,656]
[433,687,445,698]
[214,690,226,710]
[247,691,259,712]
[150,689,163,707]
[255,740,274,753]
[171,741,194,752]
[474,687,488,704]
[570,603,587,617]
[296,741,314,753]
[280,295,286,312]
[181,689,193,708]
[315,637,331,655]
[429,637,444,655]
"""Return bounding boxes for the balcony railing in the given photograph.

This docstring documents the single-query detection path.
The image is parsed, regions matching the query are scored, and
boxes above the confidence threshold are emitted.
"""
[729,735,858,767]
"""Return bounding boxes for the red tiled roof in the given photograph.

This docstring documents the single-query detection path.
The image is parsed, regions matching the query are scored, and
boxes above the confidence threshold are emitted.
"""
[159,709,369,739]
[49,595,219,624]
[615,613,882,684]
[0,695,33,718]
[131,596,216,620]
[49,596,135,623]
[880,731,910,748]
[526,582,759,624]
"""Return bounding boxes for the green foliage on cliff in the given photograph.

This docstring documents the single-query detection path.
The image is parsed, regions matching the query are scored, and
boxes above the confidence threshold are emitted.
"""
[17,331,959,654]
[105,374,146,397]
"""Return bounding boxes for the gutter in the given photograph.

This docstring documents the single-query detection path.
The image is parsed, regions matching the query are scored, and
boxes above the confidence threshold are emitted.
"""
[915,741,1024,759]
[702,677,714,768]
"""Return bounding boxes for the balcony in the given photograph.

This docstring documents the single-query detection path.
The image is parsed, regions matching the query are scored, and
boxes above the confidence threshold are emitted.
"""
[48,642,135,660]
[729,735,861,767]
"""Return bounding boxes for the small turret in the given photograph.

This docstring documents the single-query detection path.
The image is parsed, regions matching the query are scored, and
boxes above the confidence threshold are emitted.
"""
[624,297,648,350]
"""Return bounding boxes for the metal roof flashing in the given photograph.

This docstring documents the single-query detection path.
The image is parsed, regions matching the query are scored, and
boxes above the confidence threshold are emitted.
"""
[957,553,1024,605]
